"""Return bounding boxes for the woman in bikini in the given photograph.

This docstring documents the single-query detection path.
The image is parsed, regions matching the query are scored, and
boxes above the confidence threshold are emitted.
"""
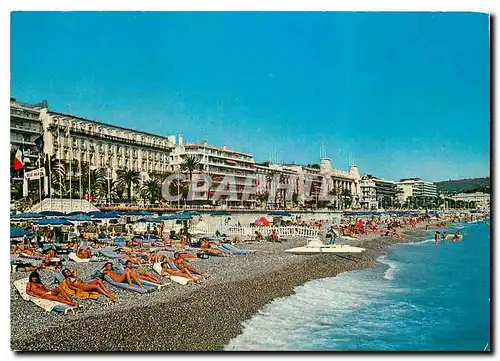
[26,271,77,306]
[160,261,201,283]
[101,262,143,288]
[123,260,161,284]
[62,268,116,301]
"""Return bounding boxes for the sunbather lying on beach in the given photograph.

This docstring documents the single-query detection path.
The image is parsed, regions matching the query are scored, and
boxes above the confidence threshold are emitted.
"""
[159,261,202,283]
[101,262,143,288]
[173,252,209,279]
[124,260,161,284]
[199,239,232,257]
[76,247,93,259]
[26,271,78,306]
[62,268,117,301]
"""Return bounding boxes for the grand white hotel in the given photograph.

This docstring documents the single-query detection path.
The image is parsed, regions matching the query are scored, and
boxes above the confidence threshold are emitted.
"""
[11,97,376,209]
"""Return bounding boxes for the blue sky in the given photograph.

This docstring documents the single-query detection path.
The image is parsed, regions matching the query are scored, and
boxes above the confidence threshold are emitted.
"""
[11,12,490,181]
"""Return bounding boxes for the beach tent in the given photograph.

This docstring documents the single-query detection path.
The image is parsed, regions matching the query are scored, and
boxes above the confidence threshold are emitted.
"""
[34,218,73,227]
[255,216,270,227]
[10,226,34,239]
[11,212,45,221]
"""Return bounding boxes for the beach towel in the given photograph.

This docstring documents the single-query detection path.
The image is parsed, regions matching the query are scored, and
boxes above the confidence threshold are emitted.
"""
[14,278,78,314]
[164,259,204,280]
[68,252,91,263]
[59,278,104,301]
[102,274,158,294]
[96,248,123,259]
[221,243,253,255]
[153,262,190,285]
[19,252,44,260]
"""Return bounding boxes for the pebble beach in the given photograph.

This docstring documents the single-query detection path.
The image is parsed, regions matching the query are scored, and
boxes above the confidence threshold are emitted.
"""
[10,228,427,352]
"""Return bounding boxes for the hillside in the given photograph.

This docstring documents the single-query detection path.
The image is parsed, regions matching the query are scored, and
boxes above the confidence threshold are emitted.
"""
[436,177,490,195]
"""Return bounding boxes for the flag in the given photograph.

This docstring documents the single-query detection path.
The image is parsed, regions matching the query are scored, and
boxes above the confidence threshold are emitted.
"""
[13,149,23,170]
[34,135,44,153]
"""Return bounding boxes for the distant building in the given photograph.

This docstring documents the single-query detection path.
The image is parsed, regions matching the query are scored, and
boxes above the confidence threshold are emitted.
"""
[10,98,47,177]
[449,192,490,210]
[168,138,257,207]
[360,175,398,210]
[397,178,437,206]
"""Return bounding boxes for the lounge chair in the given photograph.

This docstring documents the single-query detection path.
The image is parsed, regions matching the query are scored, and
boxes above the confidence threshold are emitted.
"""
[96,248,123,259]
[13,278,79,314]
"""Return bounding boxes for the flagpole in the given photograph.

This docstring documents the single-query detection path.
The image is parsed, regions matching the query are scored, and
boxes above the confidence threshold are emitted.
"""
[38,153,42,210]
[49,154,52,211]
[68,122,72,212]
[79,149,82,203]
[58,124,62,210]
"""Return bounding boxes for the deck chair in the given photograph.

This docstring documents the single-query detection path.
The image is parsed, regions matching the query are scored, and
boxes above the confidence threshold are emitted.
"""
[14,278,79,314]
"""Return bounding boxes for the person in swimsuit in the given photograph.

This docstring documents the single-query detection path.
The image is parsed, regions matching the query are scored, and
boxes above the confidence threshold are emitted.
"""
[434,231,440,245]
[26,271,77,306]
[160,262,201,283]
[123,260,161,284]
[101,262,143,288]
[173,252,209,279]
[62,268,116,301]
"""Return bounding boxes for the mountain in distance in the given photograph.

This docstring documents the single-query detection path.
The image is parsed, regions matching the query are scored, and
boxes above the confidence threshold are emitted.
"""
[435,177,490,195]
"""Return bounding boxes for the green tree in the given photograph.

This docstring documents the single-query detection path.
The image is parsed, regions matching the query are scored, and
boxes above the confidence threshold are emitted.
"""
[141,179,161,204]
[116,169,141,203]
[180,155,202,182]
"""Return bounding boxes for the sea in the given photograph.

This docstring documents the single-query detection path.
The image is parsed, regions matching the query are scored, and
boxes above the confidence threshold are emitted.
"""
[225,221,491,351]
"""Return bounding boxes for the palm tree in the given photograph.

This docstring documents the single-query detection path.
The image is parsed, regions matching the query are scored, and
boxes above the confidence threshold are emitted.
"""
[82,167,106,200]
[141,179,161,204]
[116,169,141,203]
[180,155,202,182]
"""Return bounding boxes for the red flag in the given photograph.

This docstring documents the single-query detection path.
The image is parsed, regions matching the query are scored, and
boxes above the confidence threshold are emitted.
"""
[13,149,23,170]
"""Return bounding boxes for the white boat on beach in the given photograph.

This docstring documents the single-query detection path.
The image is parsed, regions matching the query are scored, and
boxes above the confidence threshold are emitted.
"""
[284,238,365,255]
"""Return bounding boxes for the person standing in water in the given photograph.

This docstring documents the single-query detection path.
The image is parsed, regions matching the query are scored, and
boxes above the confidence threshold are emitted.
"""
[441,231,448,242]
[434,231,440,244]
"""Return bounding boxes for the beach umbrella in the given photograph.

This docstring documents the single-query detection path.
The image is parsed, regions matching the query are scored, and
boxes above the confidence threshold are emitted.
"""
[255,216,270,227]
[137,217,162,223]
[39,211,66,217]
[67,213,93,222]
[34,218,73,226]
[182,211,201,216]
[11,212,46,221]
[211,211,231,216]
[10,226,34,239]
[89,211,120,219]
[67,211,87,216]
[267,211,292,217]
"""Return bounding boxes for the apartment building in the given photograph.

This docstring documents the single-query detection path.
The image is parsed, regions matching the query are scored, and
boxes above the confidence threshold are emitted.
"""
[397,178,437,205]
[360,175,398,209]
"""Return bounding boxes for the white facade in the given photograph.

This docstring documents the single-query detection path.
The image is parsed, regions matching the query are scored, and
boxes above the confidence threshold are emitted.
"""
[168,139,257,206]
[449,192,490,210]
[43,111,176,181]
[10,98,46,175]
[397,178,437,203]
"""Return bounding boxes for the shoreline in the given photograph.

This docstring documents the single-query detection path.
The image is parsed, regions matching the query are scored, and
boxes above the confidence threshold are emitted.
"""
[12,226,433,351]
